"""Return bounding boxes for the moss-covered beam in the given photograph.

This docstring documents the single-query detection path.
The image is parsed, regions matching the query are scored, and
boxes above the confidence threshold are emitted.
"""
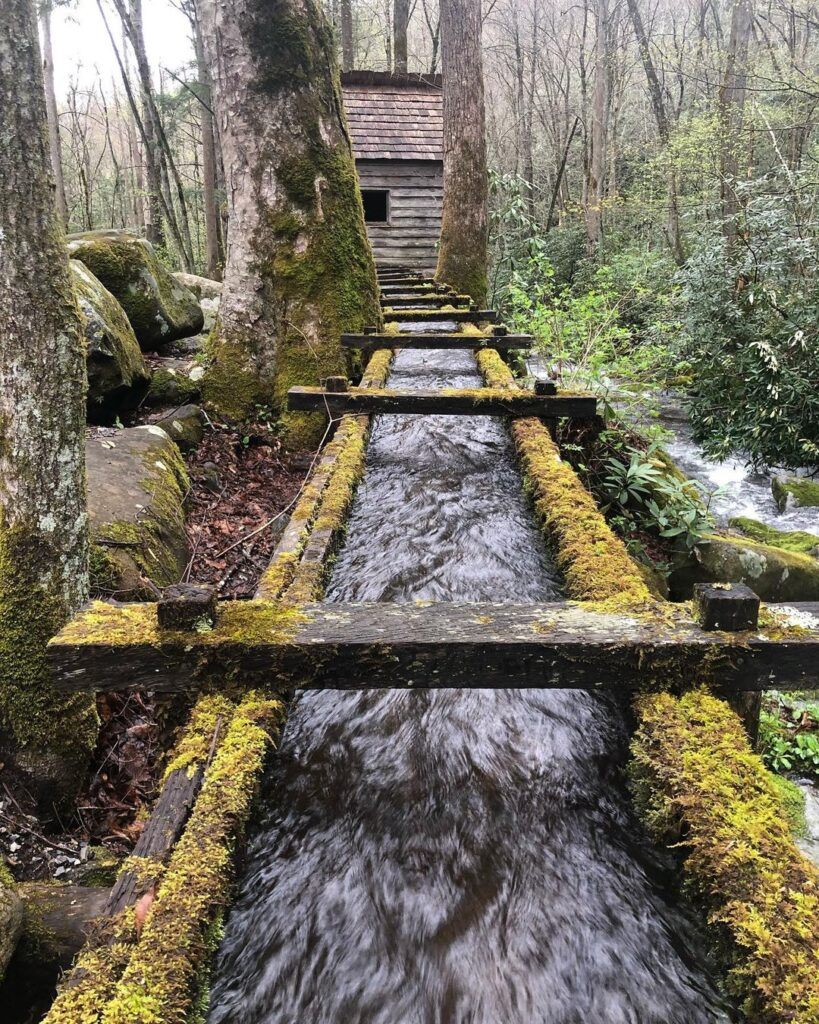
[287,384,596,418]
[631,689,819,1022]
[256,348,392,600]
[40,694,239,1024]
[476,349,650,608]
[381,307,498,323]
[98,693,284,1024]
[47,598,819,695]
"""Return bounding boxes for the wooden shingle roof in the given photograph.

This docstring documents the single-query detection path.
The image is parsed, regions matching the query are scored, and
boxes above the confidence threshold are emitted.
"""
[341,71,443,162]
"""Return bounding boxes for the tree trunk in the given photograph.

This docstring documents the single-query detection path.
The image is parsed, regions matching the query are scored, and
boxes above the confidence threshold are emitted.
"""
[0,0,96,807]
[39,2,68,226]
[194,23,222,280]
[625,0,685,264]
[719,0,753,248]
[585,0,608,254]
[341,0,354,71]
[194,0,381,446]
[394,0,410,73]
[125,0,164,245]
[435,0,489,304]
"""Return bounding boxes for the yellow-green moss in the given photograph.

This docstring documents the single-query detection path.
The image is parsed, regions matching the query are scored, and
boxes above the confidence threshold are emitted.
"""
[631,690,819,1022]
[100,693,285,1024]
[730,517,819,557]
[0,519,98,783]
[162,694,236,782]
[476,350,650,607]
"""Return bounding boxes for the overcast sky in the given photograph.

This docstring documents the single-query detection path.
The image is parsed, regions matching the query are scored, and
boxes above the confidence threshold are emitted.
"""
[51,0,194,95]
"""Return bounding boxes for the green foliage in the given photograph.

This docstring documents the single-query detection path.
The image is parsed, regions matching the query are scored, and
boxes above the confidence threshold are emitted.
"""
[679,173,819,470]
[760,693,819,780]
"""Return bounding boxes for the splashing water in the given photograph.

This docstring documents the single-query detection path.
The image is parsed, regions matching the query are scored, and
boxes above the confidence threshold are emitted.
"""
[208,348,734,1024]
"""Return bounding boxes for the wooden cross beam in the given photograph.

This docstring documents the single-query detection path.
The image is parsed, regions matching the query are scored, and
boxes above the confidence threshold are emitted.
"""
[383,309,498,323]
[380,295,473,308]
[47,598,819,695]
[287,384,597,418]
[340,333,534,352]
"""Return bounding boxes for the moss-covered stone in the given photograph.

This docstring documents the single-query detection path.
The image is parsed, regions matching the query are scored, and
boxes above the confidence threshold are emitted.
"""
[730,516,819,557]
[670,533,819,602]
[70,260,152,422]
[86,426,190,599]
[172,273,223,302]
[143,364,202,408]
[631,690,819,1022]
[157,404,205,454]
[0,858,23,984]
[772,476,819,512]
[68,231,204,350]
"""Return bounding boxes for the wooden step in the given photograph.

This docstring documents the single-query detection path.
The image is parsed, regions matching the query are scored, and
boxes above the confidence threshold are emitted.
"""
[383,308,498,323]
[382,295,472,308]
[341,332,534,352]
[287,384,596,418]
[48,600,819,695]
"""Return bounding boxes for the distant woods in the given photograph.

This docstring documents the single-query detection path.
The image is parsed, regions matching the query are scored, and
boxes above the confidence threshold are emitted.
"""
[40,0,819,283]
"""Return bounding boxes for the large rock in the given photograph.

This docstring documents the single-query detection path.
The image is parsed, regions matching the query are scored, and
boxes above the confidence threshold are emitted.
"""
[157,404,206,453]
[772,476,819,512]
[71,260,151,422]
[67,231,203,350]
[87,426,190,599]
[142,358,204,407]
[669,533,819,602]
[729,516,819,558]
[0,861,23,983]
[173,271,222,302]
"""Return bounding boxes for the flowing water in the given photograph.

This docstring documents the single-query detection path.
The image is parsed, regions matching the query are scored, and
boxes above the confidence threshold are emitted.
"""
[208,346,734,1024]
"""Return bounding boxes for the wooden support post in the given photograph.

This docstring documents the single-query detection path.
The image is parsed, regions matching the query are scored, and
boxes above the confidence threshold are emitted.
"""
[534,379,558,396]
[324,375,348,393]
[157,584,218,631]
[694,582,762,743]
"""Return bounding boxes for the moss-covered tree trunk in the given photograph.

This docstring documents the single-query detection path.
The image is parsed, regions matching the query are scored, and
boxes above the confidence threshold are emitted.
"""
[434,0,488,305]
[195,0,381,447]
[0,0,97,806]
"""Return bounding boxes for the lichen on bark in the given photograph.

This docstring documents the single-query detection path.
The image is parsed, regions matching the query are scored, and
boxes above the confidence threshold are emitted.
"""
[197,0,381,446]
[0,0,97,804]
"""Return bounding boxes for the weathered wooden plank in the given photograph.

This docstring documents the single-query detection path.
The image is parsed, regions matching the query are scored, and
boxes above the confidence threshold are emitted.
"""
[47,600,819,695]
[341,333,533,351]
[382,295,471,308]
[287,385,596,418]
[383,308,498,323]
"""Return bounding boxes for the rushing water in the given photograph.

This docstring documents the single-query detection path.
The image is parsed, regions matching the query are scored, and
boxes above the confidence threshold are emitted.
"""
[208,347,734,1024]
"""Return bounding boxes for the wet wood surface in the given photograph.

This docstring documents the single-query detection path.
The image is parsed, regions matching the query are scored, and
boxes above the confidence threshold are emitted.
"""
[48,600,819,695]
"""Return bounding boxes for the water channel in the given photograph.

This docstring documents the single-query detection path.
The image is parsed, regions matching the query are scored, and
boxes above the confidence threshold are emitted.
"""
[208,345,734,1023]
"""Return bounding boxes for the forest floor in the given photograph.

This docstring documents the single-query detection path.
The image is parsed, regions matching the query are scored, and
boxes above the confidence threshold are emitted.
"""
[0,414,309,882]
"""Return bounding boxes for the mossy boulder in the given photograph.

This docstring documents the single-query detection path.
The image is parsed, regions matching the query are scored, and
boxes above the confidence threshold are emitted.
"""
[669,533,819,602]
[157,404,206,453]
[173,272,223,302]
[729,516,819,557]
[143,360,203,408]
[0,860,23,983]
[67,231,204,350]
[70,260,152,422]
[87,426,190,599]
[772,476,819,512]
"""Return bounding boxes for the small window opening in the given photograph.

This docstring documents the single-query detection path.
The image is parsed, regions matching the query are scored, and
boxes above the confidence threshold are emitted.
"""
[362,189,390,223]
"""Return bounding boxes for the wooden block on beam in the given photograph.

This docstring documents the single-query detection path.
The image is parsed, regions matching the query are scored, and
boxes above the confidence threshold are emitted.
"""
[287,385,597,419]
[157,584,218,631]
[694,582,760,631]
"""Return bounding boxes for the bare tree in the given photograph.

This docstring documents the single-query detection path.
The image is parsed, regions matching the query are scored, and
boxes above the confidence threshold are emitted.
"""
[585,0,608,253]
[341,0,355,70]
[394,0,410,71]
[0,0,95,806]
[719,0,753,247]
[435,0,489,303]
[195,0,381,444]
[39,0,69,224]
